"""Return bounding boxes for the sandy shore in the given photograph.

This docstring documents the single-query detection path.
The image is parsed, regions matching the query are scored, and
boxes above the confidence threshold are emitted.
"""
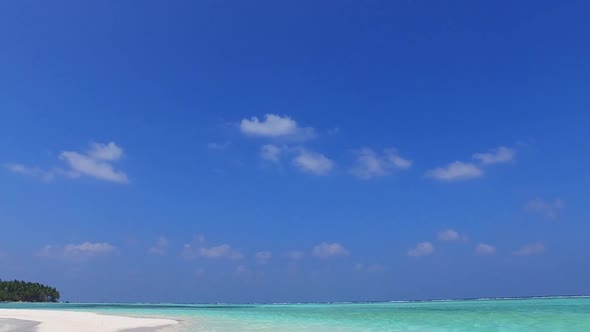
[0,309,178,332]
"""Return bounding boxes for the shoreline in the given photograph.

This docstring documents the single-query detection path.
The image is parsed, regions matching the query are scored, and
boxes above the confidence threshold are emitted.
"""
[0,309,178,332]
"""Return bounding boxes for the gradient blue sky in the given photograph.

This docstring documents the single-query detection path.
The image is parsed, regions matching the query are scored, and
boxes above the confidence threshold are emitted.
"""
[1,1,589,303]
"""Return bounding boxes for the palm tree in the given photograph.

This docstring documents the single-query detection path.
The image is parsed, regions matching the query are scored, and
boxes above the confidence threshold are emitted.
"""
[0,279,60,302]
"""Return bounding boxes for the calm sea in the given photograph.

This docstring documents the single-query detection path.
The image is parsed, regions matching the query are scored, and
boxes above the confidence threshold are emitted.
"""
[2,297,590,331]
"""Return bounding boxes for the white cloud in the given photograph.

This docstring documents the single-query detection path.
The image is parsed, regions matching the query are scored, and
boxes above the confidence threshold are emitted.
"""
[525,198,565,220]
[475,243,496,256]
[312,242,349,259]
[407,242,435,257]
[286,250,305,260]
[437,229,461,242]
[38,242,117,261]
[255,251,272,264]
[148,236,169,256]
[350,148,411,180]
[199,244,243,259]
[425,146,515,182]
[350,149,387,179]
[513,243,545,256]
[385,148,413,169]
[7,142,128,183]
[473,146,515,165]
[4,163,56,181]
[183,238,243,260]
[87,142,123,161]
[425,161,483,181]
[260,144,282,162]
[293,150,334,175]
[64,242,116,255]
[240,114,315,141]
[60,142,128,183]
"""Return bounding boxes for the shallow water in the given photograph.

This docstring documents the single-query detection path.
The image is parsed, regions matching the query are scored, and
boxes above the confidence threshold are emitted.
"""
[2,297,590,331]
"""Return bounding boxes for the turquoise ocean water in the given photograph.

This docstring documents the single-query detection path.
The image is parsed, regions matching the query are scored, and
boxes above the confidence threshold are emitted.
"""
[2,297,590,331]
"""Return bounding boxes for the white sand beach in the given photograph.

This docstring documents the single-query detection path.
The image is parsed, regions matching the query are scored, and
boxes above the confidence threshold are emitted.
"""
[0,309,177,332]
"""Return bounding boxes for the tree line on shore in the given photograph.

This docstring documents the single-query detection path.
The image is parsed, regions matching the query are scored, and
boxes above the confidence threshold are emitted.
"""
[0,279,60,302]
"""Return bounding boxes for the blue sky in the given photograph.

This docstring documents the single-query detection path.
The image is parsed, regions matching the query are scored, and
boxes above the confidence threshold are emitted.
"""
[1,1,589,303]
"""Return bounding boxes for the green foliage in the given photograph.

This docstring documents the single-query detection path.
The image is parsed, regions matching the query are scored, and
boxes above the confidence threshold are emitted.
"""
[0,279,60,302]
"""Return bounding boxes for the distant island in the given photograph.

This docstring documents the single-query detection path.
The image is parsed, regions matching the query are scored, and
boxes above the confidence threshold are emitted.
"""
[0,279,60,302]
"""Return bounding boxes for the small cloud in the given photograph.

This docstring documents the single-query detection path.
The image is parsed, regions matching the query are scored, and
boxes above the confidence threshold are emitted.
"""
[183,238,243,260]
[475,243,496,256]
[293,150,334,175]
[350,148,411,180]
[425,161,483,181]
[198,244,242,259]
[385,148,413,169]
[148,236,169,256]
[513,243,545,256]
[87,142,123,161]
[436,229,462,242]
[312,242,349,259]
[37,242,117,261]
[60,142,128,183]
[235,264,250,276]
[260,144,283,162]
[4,163,57,181]
[473,146,515,165]
[7,142,130,184]
[408,242,435,257]
[255,251,272,264]
[207,142,229,150]
[425,146,515,182]
[351,148,387,179]
[195,234,206,244]
[285,250,305,260]
[525,198,565,220]
[199,244,243,259]
[240,114,315,141]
